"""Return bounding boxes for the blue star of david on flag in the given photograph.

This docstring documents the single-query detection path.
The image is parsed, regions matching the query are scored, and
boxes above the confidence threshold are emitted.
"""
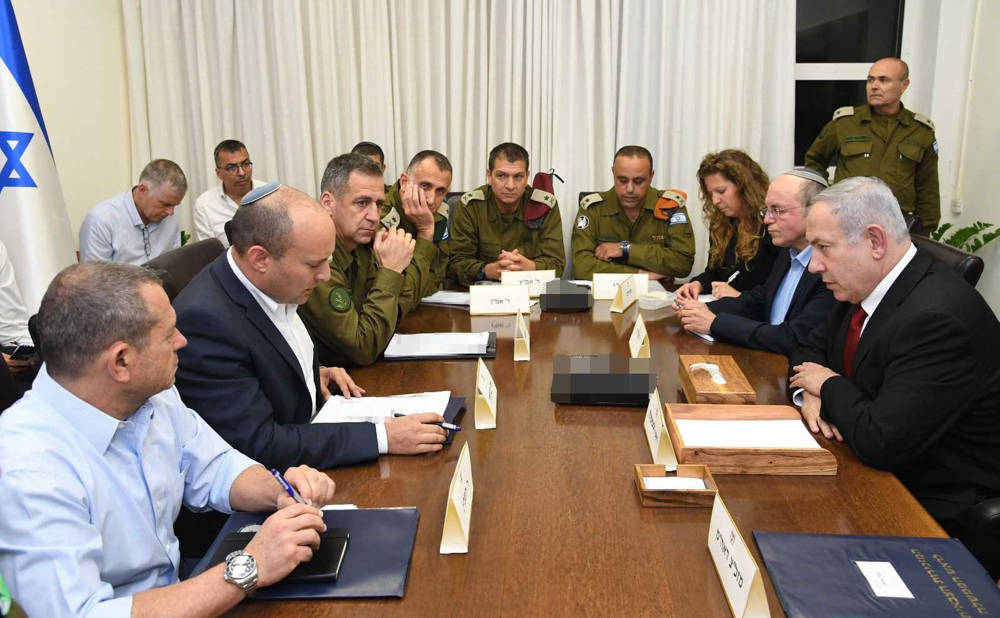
[0,131,36,193]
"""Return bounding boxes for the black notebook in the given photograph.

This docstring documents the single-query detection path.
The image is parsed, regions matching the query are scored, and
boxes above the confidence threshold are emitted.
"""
[205,528,348,583]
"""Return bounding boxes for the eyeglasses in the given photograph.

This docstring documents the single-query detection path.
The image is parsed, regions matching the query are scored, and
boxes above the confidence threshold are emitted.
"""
[759,205,802,218]
[220,161,253,173]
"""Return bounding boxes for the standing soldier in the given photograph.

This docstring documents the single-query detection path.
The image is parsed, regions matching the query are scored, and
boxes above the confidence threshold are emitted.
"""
[803,57,939,234]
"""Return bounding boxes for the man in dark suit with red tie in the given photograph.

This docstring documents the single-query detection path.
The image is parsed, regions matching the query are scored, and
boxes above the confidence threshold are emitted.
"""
[789,176,1000,565]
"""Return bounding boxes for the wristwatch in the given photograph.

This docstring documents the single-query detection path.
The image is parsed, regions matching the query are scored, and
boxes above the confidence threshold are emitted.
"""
[619,240,631,258]
[223,550,258,594]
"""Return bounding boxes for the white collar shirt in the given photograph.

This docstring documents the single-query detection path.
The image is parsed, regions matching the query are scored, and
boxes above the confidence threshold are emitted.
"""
[193,179,264,246]
[0,241,31,346]
[859,243,917,336]
[78,189,180,265]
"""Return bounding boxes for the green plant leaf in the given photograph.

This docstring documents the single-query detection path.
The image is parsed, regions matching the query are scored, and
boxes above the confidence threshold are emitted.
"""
[930,223,951,241]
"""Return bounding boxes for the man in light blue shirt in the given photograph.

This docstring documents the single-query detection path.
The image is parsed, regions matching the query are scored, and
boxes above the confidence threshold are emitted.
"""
[676,169,835,355]
[0,262,336,617]
[79,159,186,264]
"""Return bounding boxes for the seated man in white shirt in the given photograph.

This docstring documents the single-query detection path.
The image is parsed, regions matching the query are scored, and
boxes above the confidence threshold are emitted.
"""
[0,261,336,616]
[193,139,265,245]
[79,159,186,264]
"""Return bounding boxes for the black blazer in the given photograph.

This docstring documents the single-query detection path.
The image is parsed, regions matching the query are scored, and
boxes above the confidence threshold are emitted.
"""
[709,248,835,355]
[790,250,1000,531]
[173,254,378,471]
[692,225,779,293]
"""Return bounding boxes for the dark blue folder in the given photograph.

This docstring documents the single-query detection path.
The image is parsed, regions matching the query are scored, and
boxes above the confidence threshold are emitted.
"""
[191,507,419,599]
[754,531,1000,617]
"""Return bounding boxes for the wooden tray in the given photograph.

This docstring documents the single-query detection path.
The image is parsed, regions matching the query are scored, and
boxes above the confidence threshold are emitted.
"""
[664,403,837,475]
[677,355,755,404]
[633,464,718,507]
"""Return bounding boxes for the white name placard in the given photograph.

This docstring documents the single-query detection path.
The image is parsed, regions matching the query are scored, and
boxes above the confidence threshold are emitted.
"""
[643,388,676,469]
[500,269,556,297]
[629,313,650,358]
[708,494,769,617]
[592,273,649,300]
[440,442,474,554]
[513,309,530,362]
[469,284,530,315]
[610,274,640,313]
[475,358,497,429]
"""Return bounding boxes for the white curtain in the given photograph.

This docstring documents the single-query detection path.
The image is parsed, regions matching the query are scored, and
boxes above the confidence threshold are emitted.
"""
[122,0,794,276]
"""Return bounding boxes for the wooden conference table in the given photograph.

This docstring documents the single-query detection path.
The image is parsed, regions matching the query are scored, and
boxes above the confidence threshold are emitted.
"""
[233,300,945,617]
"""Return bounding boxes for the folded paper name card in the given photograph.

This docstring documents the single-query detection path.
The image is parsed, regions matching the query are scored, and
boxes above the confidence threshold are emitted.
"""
[609,274,640,313]
[629,313,650,358]
[440,442,474,554]
[633,463,717,508]
[678,355,755,404]
[663,403,838,475]
[539,279,593,312]
[474,358,497,429]
[500,269,556,297]
[469,284,530,315]
[592,273,649,300]
[513,309,530,362]
[643,388,676,467]
[708,494,770,617]
[550,353,655,407]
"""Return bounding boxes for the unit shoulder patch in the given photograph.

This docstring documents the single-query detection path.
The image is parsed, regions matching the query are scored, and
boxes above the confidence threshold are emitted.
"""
[328,287,352,313]
[575,214,590,230]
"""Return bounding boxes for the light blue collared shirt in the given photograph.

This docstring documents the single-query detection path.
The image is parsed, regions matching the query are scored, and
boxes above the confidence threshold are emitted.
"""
[0,367,257,617]
[769,246,812,325]
[79,189,181,265]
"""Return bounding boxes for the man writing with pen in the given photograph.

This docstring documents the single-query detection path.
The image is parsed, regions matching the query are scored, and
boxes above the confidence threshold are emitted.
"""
[675,168,835,356]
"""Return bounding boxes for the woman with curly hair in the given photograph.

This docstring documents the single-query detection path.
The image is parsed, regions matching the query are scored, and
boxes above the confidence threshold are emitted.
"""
[676,149,779,302]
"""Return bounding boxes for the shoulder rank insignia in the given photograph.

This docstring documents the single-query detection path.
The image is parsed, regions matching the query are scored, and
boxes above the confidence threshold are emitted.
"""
[579,192,603,211]
[913,113,935,131]
[380,207,400,229]
[460,188,485,206]
[832,106,855,121]
[654,189,687,221]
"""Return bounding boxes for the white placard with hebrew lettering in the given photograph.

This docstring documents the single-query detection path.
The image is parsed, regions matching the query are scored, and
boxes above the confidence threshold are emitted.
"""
[440,442,474,554]
[629,313,650,358]
[513,310,530,362]
[475,358,497,429]
[707,494,770,618]
[643,388,677,469]
[501,269,556,297]
[610,274,640,313]
[592,273,649,300]
[469,285,530,315]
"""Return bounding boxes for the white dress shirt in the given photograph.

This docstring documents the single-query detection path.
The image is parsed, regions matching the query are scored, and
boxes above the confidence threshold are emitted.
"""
[78,189,181,264]
[225,249,388,452]
[0,241,31,346]
[859,243,917,336]
[193,179,265,246]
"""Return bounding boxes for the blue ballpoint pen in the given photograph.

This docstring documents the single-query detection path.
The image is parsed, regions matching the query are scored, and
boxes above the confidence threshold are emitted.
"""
[270,468,308,505]
[392,412,461,431]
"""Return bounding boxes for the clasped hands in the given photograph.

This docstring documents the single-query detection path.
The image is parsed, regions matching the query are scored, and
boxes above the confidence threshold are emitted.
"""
[789,362,843,442]
[484,249,536,280]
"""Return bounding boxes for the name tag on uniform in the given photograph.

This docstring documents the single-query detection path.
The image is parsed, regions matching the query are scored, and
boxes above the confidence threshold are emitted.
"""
[501,270,556,297]
[440,442,474,554]
[470,285,530,315]
[593,273,649,300]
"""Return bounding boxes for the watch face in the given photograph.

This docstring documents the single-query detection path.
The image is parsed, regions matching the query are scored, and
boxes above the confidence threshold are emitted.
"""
[228,554,255,578]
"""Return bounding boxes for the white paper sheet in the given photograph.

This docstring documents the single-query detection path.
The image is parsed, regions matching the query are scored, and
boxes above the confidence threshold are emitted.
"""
[856,561,915,598]
[421,290,471,306]
[313,390,451,424]
[644,477,707,490]
[676,419,821,449]
[383,332,490,358]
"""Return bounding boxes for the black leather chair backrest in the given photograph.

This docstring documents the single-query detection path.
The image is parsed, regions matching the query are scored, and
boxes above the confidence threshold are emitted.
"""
[143,238,225,302]
[911,233,984,288]
[902,214,921,233]
[444,191,464,210]
[224,220,234,246]
[964,498,1000,578]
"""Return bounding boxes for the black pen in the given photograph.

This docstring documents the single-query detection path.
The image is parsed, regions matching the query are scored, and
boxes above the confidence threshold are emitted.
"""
[392,412,461,431]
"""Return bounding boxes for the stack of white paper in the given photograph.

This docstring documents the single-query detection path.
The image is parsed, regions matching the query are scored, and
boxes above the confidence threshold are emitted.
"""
[643,477,707,490]
[313,390,451,424]
[676,419,820,449]
[421,290,471,306]
[383,332,490,358]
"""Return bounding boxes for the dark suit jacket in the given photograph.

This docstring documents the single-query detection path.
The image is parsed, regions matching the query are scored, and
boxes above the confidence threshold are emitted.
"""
[709,248,835,355]
[173,254,378,471]
[789,250,1000,532]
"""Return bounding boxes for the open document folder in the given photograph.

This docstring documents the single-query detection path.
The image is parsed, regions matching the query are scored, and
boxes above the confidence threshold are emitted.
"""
[314,391,451,424]
[382,331,497,360]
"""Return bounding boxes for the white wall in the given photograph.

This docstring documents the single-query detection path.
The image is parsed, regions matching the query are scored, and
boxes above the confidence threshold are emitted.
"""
[11,0,132,245]
[955,0,1000,312]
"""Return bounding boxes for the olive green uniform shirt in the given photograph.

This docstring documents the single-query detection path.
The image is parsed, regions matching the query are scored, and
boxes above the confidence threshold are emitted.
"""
[379,180,451,295]
[571,188,695,279]
[804,103,940,233]
[447,184,566,286]
[300,238,436,367]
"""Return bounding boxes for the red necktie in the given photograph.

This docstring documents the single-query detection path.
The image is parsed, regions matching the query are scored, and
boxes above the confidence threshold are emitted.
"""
[842,305,868,379]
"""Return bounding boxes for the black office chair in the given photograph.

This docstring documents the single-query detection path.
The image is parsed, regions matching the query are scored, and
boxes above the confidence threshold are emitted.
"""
[0,356,18,414]
[911,233,984,287]
[142,238,225,302]
[444,191,465,210]
[224,220,234,246]
[903,214,921,234]
[964,498,1000,579]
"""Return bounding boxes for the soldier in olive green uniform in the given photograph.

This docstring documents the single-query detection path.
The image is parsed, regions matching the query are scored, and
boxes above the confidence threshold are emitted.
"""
[572,187,695,279]
[378,150,455,295]
[447,143,565,286]
[803,57,939,234]
[301,153,436,367]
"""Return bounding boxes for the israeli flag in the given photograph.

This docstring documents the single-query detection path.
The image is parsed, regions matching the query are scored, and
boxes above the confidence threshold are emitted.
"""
[0,0,75,312]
